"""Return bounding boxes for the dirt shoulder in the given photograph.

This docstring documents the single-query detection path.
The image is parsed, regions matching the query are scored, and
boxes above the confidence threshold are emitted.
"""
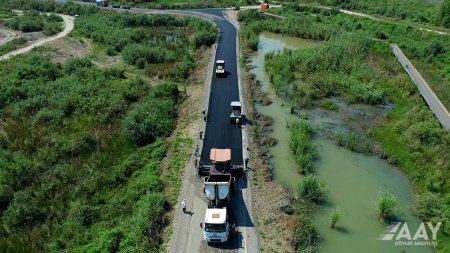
[164,41,216,252]
[0,14,74,61]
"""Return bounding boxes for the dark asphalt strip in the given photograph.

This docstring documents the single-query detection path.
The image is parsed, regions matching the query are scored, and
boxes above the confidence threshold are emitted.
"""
[197,9,243,166]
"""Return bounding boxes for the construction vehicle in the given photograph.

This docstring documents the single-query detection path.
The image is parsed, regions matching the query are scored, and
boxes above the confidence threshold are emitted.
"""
[230,101,242,124]
[215,60,225,77]
[201,208,230,243]
[95,0,109,7]
[204,174,235,208]
[200,149,236,243]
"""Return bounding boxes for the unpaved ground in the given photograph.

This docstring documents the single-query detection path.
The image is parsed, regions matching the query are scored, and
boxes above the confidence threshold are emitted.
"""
[0,29,17,46]
[0,14,74,61]
[33,36,91,63]
[226,9,297,253]
[243,70,297,253]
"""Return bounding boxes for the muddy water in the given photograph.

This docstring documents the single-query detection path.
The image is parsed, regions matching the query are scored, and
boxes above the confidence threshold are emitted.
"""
[249,31,432,253]
[250,31,317,188]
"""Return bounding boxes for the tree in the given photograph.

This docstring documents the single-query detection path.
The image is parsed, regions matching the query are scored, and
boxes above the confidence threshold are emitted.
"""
[375,192,398,222]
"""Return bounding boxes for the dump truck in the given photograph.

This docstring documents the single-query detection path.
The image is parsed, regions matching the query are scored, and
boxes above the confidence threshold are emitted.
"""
[96,0,109,7]
[215,60,225,77]
[204,173,235,208]
[201,208,230,243]
[230,101,242,124]
[201,149,236,243]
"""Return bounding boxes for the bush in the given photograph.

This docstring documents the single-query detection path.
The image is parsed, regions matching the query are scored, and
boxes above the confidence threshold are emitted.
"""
[330,207,341,228]
[416,192,443,221]
[375,192,398,222]
[289,120,315,174]
[294,220,320,251]
[298,175,327,204]
[46,13,62,22]
[123,83,179,146]
[43,22,62,36]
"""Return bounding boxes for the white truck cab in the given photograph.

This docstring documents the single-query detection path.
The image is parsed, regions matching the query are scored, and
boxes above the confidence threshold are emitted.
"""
[202,208,230,243]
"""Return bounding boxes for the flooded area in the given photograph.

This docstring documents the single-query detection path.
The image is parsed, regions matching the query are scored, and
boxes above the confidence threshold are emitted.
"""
[249,31,432,253]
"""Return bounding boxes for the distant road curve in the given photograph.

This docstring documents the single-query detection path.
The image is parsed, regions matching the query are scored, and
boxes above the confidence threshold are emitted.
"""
[0,14,74,61]
[391,44,450,129]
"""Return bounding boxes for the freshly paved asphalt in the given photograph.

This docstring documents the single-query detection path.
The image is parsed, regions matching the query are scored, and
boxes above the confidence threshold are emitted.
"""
[197,9,243,166]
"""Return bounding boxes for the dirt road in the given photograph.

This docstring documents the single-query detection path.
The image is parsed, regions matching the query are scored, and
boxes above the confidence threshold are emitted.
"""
[0,30,17,46]
[0,14,74,61]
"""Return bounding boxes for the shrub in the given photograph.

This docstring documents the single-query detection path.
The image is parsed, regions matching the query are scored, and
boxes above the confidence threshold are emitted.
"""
[375,192,398,222]
[330,207,341,228]
[298,175,327,204]
[123,83,179,146]
[46,13,62,22]
[289,120,315,174]
[294,220,320,251]
[43,22,62,36]
[415,192,443,221]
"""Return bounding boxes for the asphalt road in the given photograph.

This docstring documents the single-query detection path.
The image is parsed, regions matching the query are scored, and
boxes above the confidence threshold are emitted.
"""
[391,44,450,129]
[197,9,243,166]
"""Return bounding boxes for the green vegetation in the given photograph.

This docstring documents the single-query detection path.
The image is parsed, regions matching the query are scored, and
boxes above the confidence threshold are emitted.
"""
[240,5,450,251]
[289,120,315,174]
[2,0,100,16]
[123,83,179,145]
[375,192,398,222]
[298,175,328,204]
[330,207,341,228]
[75,12,217,80]
[0,54,172,252]
[415,192,445,222]
[165,137,194,202]
[0,8,17,20]
[0,8,215,252]
[6,10,62,35]
[292,0,445,27]
[437,0,450,28]
[0,37,28,56]
[320,99,339,111]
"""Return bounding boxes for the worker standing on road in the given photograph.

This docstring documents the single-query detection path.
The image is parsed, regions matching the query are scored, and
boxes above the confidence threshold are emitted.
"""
[231,222,236,233]
[195,144,199,156]
[199,130,203,140]
[181,198,186,213]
